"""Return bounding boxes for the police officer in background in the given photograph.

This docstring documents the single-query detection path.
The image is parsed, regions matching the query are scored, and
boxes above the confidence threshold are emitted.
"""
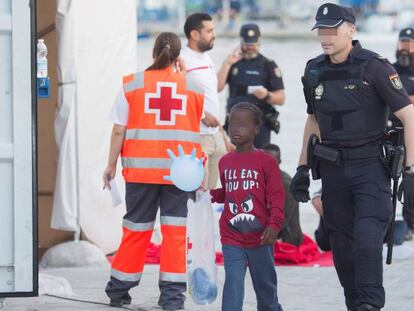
[389,27,414,127]
[217,23,285,148]
[394,27,414,105]
[290,3,414,311]
[390,27,414,237]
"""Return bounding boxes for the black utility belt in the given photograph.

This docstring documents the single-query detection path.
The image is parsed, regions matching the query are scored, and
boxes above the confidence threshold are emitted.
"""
[313,144,382,165]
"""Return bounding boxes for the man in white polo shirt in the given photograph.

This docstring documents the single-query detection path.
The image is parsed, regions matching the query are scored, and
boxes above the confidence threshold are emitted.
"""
[181,13,228,189]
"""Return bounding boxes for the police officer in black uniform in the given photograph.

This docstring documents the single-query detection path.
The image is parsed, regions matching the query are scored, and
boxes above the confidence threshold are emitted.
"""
[394,28,414,101]
[389,27,414,128]
[290,3,414,311]
[390,27,414,237]
[217,23,285,148]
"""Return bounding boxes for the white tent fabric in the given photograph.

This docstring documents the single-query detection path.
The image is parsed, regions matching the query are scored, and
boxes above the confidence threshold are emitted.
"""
[52,0,137,254]
[52,0,78,231]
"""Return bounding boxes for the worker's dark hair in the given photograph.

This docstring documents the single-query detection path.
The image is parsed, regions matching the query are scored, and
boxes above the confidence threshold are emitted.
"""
[184,13,213,39]
[229,102,262,127]
[146,32,181,71]
[262,143,280,153]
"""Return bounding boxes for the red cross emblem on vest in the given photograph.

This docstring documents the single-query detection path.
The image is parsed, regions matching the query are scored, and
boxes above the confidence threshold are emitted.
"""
[145,82,187,125]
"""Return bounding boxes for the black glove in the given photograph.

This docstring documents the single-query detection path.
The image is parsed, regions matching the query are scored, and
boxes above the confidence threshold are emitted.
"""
[398,172,414,220]
[290,165,310,203]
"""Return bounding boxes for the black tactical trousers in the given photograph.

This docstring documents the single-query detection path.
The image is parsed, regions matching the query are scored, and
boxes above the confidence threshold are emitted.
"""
[254,122,271,148]
[320,157,392,310]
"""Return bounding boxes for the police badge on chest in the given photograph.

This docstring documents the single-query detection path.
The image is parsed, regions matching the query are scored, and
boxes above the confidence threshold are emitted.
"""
[315,83,324,100]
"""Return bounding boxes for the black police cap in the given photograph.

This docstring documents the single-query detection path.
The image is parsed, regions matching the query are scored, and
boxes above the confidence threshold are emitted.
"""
[312,3,355,30]
[240,23,261,44]
[399,27,414,40]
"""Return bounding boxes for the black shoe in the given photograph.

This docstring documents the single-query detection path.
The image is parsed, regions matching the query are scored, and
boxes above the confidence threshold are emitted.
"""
[162,306,184,311]
[405,228,413,241]
[122,293,132,305]
[109,293,132,307]
[357,303,380,311]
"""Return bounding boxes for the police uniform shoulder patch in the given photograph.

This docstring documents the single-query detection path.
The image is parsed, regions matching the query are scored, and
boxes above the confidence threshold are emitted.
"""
[232,67,239,76]
[274,67,282,78]
[389,73,403,90]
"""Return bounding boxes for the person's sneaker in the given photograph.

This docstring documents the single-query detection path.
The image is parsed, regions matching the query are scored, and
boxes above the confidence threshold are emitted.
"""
[109,293,132,307]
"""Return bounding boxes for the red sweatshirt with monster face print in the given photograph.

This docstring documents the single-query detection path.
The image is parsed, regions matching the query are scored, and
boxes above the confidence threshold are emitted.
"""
[210,150,285,248]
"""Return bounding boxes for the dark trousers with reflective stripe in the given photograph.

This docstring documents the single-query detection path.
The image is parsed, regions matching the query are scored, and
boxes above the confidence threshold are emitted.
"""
[320,158,392,309]
[105,183,188,309]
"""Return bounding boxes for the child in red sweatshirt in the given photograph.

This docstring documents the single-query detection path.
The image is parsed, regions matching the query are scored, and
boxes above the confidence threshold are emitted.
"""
[210,102,285,311]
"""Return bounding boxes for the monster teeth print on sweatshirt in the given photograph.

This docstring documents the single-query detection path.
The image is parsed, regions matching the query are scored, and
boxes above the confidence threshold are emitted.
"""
[229,213,256,225]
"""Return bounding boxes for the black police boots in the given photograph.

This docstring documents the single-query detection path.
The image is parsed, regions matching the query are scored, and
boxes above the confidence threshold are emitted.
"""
[357,303,380,311]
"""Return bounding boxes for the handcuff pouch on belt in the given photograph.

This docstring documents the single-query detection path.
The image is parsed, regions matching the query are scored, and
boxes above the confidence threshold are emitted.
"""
[307,135,346,181]
[313,144,341,165]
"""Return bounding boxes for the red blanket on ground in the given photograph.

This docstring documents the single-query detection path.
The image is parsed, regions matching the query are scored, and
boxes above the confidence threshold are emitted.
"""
[107,234,333,267]
[276,234,333,266]
[215,234,333,267]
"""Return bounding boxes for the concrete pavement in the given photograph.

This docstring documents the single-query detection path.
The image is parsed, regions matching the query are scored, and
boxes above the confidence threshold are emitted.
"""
[3,242,414,311]
[4,206,414,310]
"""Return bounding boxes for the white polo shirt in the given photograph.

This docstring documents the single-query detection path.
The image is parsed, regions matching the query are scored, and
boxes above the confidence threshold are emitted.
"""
[109,88,129,125]
[180,45,220,135]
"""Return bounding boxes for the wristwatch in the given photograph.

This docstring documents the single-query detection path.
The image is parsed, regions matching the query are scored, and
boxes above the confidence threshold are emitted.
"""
[404,165,414,175]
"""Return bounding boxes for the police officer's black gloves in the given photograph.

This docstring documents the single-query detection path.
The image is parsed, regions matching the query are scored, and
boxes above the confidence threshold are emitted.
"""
[398,172,414,213]
[290,165,310,203]
[403,206,414,230]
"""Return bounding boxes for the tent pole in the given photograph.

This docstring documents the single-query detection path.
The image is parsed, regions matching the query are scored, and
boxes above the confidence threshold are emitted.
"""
[73,74,80,243]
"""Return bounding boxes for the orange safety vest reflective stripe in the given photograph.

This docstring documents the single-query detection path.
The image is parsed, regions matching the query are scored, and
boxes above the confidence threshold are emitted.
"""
[121,67,204,184]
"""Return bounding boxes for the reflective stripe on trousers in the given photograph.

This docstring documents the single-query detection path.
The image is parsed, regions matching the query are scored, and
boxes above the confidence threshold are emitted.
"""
[111,268,142,283]
[159,272,187,283]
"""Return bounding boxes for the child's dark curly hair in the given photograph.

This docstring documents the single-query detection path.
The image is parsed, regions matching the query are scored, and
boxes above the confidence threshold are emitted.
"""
[229,102,263,127]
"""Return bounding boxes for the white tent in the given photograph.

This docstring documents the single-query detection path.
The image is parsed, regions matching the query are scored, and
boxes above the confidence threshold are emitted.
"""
[51,0,137,254]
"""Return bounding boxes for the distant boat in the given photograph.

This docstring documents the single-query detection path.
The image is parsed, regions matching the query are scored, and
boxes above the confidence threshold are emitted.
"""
[138,31,151,40]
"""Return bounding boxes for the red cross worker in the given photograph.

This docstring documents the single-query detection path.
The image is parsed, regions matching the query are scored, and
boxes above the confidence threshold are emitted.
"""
[103,32,204,310]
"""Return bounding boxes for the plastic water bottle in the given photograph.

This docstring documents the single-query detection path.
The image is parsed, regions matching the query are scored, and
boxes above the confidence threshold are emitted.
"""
[37,39,48,78]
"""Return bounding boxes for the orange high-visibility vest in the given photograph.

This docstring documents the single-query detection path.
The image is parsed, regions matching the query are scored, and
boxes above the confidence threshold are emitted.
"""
[121,67,204,184]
